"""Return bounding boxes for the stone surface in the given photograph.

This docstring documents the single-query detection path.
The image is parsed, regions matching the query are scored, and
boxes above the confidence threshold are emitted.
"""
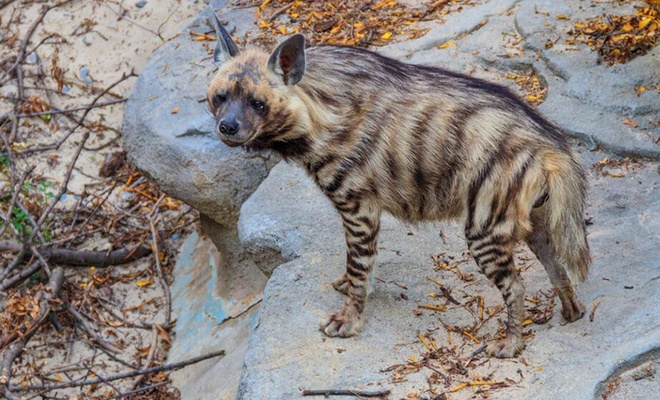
[237,152,659,400]
[168,230,265,400]
[516,1,660,158]
[121,4,279,229]
[123,0,660,398]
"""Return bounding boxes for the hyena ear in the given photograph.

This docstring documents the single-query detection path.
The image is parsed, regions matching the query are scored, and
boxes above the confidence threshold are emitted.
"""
[267,34,306,85]
[210,9,239,66]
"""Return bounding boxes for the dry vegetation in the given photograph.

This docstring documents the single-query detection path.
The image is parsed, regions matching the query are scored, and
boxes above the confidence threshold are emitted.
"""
[0,1,207,399]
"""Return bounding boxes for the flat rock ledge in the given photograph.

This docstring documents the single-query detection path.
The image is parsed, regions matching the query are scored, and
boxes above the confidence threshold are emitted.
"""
[237,157,659,400]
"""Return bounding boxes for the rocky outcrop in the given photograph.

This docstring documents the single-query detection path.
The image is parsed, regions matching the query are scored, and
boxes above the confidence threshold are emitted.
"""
[236,155,660,400]
[122,0,659,399]
[121,5,279,229]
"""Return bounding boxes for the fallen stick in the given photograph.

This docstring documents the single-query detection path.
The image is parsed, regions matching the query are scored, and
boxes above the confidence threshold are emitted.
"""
[9,350,226,392]
[301,388,391,398]
[14,98,127,118]
[0,242,151,267]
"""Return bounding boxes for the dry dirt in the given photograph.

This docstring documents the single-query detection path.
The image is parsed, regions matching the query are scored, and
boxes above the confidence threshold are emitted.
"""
[0,1,208,399]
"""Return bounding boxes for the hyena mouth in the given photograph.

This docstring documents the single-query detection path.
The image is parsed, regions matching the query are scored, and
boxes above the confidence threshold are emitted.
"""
[219,137,245,148]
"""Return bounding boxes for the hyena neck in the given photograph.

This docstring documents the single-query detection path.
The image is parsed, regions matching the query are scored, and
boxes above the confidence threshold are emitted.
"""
[264,88,332,164]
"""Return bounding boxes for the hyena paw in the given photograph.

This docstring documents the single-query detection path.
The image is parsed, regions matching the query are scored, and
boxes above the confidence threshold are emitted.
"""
[319,308,363,337]
[561,299,586,322]
[331,273,350,295]
[486,336,524,358]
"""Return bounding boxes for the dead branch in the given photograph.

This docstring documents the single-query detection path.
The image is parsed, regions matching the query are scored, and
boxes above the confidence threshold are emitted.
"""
[9,350,226,392]
[0,0,74,83]
[0,132,90,283]
[108,381,168,399]
[67,303,121,354]
[149,195,171,325]
[268,2,294,22]
[0,1,17,12]
[301,388,392,397]
[1,71,136,156]
[94,298,170,331]
[130,327,159,390]
[15,98,127,118]
[426,276,461,305]
[0,241,152,267]
[0,261,39,293]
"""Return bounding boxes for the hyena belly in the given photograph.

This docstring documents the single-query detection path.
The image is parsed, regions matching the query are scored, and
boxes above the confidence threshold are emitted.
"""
[207,23,590,358]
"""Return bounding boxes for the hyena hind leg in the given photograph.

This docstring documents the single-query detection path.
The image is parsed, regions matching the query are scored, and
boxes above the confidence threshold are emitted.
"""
[332,270,375,296]
[526,211,585,322]
[467,230,525,358]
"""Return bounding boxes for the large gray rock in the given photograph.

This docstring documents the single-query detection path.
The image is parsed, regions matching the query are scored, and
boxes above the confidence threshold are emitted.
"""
[121,3,279,228]
[236,153,659,399]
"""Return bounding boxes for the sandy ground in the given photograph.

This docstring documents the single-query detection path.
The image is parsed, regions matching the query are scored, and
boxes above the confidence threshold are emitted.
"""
[1,1,206,399]
[2,0,205,194]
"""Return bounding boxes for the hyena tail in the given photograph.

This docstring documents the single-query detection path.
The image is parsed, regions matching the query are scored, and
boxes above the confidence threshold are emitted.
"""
[542,150,591,282]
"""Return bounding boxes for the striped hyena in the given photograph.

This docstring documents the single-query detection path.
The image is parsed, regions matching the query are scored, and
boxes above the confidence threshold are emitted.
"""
[206,13,590,358]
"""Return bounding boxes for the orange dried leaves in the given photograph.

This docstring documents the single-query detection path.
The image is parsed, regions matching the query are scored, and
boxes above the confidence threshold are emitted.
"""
[504,70,547,107]
[569,5,659,65]
[252,0,467,46]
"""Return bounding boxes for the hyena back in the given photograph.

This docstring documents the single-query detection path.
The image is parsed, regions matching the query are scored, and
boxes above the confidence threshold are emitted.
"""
[207,14,590,358]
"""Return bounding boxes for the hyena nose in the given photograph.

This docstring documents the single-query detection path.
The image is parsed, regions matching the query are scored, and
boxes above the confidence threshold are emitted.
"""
[218,119,240,136]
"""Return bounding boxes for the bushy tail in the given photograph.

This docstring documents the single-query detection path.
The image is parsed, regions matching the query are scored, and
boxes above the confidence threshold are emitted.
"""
[544,151,591,282]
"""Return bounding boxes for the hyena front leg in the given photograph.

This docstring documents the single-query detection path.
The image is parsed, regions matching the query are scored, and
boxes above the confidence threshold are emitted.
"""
[467,228,525,358]
[320,201,381,337]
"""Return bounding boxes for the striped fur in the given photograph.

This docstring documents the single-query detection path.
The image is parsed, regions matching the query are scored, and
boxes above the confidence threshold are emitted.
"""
[207,25,590,357]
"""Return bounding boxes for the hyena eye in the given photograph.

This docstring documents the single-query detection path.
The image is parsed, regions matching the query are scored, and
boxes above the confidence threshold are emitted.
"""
[212,93,227,108]
[250,99,265,113]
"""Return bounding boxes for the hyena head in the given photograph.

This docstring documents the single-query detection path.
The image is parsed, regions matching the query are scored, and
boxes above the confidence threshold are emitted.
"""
[207,12,308,153]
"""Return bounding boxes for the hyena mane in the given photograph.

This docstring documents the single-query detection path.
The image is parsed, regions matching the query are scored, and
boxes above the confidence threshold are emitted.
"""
[207,13,590,358]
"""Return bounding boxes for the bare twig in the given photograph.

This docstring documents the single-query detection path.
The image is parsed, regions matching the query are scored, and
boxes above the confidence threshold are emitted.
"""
[0,2,66,83]
[0,164,35,243]
[130,327,159,390]
[86,364,125,398]
[0,261,39,293]
[1,72,135,156]
[95,299,170,331]
[149,195,171,325]
[67,303,121,354]
[65,187,116,247]
[268,2,294,22]
[301,389,392,397]
[9,350,226,392]
[14,98,127,118]
[108,381,168,399]
[426,276,461,305]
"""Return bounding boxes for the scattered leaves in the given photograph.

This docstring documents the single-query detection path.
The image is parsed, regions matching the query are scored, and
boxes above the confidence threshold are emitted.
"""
[568,5,659,65]
[622,118,638,128]
[136,278,155,287]
[250,0,480,47]
[438,40,456,49]
[504,70,547,107]
[592,157,643,177]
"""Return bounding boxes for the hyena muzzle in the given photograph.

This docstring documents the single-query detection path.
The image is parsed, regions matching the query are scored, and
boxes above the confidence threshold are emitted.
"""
[206,12,590,358]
